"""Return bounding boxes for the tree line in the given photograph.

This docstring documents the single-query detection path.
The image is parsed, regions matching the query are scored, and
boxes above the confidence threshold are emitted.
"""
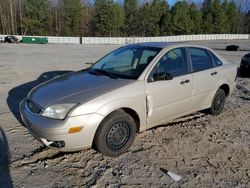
[0,0,249,37]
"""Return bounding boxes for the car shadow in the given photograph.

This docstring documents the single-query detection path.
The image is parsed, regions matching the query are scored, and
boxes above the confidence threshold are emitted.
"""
[7,70,73,125]
[0,127,13,188]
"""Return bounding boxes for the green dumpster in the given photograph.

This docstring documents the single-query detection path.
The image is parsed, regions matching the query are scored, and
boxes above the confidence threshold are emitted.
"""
[21,37,48,44]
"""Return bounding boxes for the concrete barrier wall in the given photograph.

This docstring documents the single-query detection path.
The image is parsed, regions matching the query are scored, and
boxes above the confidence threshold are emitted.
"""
[81,34,250,44]
[1,34,249,44]
[48,36,80,44]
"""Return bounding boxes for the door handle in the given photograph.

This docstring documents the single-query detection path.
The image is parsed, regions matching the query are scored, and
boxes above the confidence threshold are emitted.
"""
[180,79,190,85]
[211,71,217,76]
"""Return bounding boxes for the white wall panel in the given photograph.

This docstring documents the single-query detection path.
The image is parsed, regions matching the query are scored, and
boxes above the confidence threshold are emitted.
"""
[1,34,249,44]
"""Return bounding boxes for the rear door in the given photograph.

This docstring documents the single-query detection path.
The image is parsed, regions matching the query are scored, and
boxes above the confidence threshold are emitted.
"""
[188,47,221,110]
[145,47,193,128]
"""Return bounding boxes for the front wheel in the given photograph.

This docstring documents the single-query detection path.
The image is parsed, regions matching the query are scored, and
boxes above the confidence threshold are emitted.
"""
[93,110,137,157]
[209,89,226,115]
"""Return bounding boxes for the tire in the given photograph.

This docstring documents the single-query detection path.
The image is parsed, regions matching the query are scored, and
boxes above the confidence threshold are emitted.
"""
[209,89,226,115]
[93,110,137,157]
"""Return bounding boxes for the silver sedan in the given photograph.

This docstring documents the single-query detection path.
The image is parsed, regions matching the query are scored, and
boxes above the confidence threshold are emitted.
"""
[20,42,237,157]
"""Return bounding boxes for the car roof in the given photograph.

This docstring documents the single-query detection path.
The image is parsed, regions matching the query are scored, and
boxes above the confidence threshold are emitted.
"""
[128,42,176,48]
[128,42,211,50]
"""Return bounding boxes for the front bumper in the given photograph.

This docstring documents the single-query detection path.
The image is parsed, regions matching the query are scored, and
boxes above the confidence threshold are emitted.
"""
[19,98,104,152]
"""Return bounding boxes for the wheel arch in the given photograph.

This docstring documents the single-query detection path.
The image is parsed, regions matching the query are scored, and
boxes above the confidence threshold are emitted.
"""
[96,107,141,133]
[96,98,146,132]
[219,84,230,97]
[121,108,140,133]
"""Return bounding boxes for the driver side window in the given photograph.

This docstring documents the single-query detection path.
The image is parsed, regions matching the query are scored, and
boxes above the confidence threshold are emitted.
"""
[150,48,188,81]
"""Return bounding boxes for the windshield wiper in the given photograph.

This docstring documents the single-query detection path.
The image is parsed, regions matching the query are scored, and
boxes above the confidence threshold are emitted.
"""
[89,69,117,79]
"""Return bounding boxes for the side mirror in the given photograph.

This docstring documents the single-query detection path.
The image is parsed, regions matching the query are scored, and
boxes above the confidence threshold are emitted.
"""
[153,72,173,81]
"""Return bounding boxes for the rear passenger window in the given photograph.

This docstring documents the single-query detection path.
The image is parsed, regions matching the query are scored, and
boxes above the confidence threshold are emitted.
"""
[210,52,223,66]
[188,48,213,72]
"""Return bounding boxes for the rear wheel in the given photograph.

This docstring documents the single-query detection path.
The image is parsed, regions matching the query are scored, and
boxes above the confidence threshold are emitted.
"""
[209,89,226,115]
[93,110,136,157]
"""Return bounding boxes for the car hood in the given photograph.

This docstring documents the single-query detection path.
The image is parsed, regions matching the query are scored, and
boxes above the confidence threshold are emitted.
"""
[29,70,134,108]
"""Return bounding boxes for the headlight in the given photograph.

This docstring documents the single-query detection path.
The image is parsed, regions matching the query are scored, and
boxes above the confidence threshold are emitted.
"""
[41,103,77,119]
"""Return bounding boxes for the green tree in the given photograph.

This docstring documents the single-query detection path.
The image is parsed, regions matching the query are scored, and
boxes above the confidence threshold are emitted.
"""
[23,0,51,35]
[93,0,124,36]
[158,2,171,36]
[189,3,202,34]
[171,1,193,35]
[138,3,150,36]
[202,0,214,33]
[151,0,170,36]
[202,0,229,34]
[212,0,227,33]
[222,0,238,33]
[124,0,137,36]
[112,3,124,36]
[62,0,84,36]
[138,0,169,36]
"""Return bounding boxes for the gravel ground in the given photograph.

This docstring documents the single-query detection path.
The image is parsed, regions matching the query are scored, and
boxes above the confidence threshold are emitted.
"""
[0,41,249,187]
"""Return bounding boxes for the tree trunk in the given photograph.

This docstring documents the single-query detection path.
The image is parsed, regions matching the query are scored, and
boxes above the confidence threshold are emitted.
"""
[0,5,3,34]
[19,0,23,35]
[10,0,15,34]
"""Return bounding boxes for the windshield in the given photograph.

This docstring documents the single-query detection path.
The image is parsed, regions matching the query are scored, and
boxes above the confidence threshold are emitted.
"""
[89,46,162,79]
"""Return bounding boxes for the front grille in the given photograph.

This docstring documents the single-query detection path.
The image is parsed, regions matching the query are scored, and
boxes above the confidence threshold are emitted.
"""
[27,99,42,114]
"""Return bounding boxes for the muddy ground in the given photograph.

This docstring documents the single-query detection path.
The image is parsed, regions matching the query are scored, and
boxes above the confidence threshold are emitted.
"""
[0,40,249,187]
